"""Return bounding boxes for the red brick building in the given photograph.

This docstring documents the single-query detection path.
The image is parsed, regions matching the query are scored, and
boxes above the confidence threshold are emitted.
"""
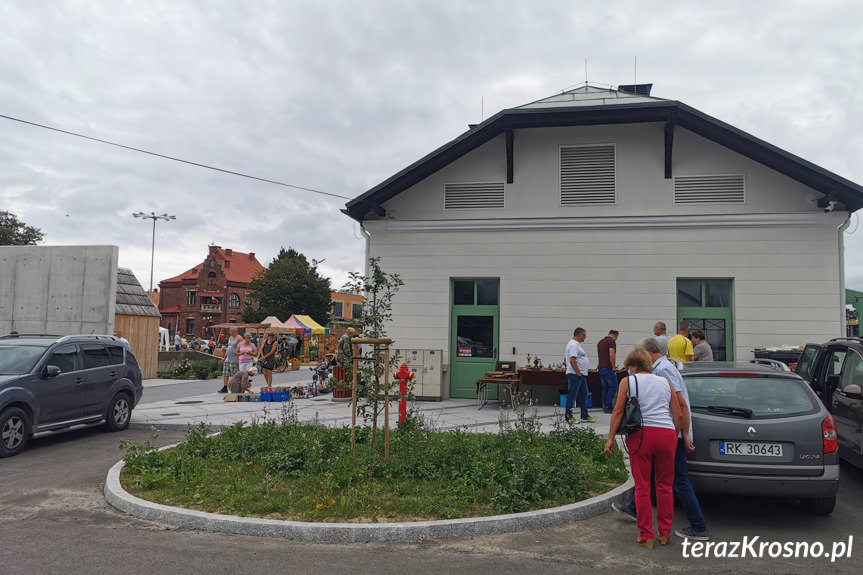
[158,246,264,338]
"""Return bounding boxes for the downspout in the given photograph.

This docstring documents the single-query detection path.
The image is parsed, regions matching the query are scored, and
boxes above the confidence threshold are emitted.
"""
[839,214,851,335]
[360,223,371,279]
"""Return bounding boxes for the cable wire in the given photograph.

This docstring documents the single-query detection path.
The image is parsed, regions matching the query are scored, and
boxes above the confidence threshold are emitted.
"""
[0,113,351,200]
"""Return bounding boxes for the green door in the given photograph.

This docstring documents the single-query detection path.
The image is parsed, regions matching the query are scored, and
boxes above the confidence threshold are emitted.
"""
[450,280,499,399]
[677,278,734,361]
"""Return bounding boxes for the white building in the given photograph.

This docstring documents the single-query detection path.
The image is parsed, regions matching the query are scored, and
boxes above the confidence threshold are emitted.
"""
[344,84,863,400]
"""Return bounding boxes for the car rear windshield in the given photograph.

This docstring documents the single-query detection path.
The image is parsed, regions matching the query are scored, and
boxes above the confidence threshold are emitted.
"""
[684,375,819,418]
[0,345,47,375]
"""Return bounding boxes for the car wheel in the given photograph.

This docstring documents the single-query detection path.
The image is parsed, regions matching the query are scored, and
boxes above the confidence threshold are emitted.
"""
[801,496,836,515]
[0,407,31,458]
[104,393,132,432]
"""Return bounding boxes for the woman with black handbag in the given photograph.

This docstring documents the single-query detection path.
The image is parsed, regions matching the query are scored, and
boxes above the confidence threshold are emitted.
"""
[604,348,683,550]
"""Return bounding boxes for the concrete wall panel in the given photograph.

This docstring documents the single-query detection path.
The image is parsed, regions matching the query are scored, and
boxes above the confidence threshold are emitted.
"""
[0,245,119,335]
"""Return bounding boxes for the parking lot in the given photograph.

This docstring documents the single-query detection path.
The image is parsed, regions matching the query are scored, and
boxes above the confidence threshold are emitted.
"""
[1,378,861,574]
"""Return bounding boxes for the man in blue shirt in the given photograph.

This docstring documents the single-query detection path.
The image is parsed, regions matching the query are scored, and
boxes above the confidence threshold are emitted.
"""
[612,337,710,541]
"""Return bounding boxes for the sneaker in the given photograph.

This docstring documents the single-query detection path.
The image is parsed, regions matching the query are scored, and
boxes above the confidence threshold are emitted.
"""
[675,527,709,541]
[218,386,228,393]
[581,416,597,422]
[611,502,637,521]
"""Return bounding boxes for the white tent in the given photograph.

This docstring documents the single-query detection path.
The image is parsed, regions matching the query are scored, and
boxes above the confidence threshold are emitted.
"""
[158,326,170,351]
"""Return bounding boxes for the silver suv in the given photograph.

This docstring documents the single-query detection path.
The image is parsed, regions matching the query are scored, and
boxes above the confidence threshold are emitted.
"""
[0,334,143,457]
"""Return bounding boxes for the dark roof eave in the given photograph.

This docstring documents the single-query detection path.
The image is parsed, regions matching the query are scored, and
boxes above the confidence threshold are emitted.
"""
[345,101,863,221]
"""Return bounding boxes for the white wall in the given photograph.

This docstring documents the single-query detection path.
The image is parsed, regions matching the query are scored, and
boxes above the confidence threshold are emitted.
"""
[382,123,820,221]
[366,222,844,377]
[0,245,119,335]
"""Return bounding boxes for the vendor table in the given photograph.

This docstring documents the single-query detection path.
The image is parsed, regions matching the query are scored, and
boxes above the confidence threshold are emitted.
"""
[475,375,520,410]
[516,368,627,409]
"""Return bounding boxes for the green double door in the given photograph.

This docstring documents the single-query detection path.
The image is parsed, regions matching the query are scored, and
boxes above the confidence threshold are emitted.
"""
[450,279,500,399]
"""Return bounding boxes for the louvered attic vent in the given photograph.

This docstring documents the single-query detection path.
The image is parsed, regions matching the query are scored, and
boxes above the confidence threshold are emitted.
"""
[443,182,505,210]
[673,174,746,205]
[560,144,616,206]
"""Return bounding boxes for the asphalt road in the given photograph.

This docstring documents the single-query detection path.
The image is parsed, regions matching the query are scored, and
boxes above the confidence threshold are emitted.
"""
[1,424,861,574]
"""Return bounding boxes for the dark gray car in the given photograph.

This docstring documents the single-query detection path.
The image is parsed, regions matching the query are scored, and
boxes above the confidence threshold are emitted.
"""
[682,361,839,515]
[0,334,143,457]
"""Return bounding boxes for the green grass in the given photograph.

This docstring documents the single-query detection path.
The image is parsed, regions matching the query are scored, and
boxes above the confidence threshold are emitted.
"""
[120,413,627,522]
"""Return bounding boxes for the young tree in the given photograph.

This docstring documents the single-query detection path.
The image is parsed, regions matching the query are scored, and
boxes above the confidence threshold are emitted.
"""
[344,257,404,451]
[0,211,44,245]
[242,247,332,324]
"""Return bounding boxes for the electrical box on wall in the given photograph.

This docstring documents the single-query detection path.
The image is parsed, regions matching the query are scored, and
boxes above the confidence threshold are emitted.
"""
[394,349,446,401]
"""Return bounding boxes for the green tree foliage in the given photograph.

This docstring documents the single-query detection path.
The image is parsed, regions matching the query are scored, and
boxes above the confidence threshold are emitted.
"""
[241,247,332,324]
[0,210,44,245]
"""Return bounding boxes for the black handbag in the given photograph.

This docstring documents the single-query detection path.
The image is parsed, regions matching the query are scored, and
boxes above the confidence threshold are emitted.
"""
[618,374,643,435]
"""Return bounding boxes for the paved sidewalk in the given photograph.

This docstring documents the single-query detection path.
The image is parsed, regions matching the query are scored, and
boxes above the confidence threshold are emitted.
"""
[132,378,613,434]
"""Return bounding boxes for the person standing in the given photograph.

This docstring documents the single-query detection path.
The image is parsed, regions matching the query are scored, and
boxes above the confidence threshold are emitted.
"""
[691,330,714,362]
[337,327,356,366]
[174,332,181,351]
[667,321,695,363]
[605,348,683,549]
[564,327,595,423]
[613,338,710,541]
[259,333,278,385]
[597,330,619,413]
[219,327,242,393]
[237,333,257,373]
[652,322,671,356]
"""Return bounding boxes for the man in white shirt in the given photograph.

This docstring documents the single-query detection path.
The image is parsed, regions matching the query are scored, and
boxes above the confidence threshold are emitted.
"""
[564,327,595,423]
[652,321,671,356]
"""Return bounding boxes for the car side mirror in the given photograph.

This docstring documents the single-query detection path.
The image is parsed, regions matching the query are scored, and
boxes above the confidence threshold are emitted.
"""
[42,365,61,378]
[842,384,863,398]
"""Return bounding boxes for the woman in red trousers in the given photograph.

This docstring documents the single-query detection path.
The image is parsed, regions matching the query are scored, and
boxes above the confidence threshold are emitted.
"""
[605,348,683,549]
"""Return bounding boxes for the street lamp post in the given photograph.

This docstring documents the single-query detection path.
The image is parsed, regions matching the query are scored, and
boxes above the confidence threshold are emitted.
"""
[132,211,176,298]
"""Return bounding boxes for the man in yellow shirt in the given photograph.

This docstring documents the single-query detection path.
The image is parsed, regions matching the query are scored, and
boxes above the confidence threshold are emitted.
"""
[667,321,694,362]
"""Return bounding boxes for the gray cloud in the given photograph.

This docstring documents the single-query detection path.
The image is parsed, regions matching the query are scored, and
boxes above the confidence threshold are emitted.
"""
[2,1,863,291]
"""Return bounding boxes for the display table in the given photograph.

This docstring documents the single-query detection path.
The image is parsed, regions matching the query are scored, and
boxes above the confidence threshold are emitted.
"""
[516,368,627,409]
[475,374,520,410]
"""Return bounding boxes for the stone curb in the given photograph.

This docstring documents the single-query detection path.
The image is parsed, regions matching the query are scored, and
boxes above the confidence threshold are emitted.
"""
[105,437,634,542]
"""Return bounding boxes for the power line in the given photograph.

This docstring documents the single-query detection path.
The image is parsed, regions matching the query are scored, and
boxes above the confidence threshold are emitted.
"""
[0,112,352,200]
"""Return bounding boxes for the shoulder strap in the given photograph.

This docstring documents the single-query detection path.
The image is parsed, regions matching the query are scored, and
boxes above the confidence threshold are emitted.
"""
[631,374,639,398]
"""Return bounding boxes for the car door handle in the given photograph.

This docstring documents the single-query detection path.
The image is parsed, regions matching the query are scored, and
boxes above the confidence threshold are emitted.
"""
[75,377,84,385]
[110,370,118,377]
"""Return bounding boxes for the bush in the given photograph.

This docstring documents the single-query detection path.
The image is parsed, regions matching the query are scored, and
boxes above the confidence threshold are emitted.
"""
[160,358,222,380]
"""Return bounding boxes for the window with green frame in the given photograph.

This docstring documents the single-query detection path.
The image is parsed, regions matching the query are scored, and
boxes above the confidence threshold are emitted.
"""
[453,279,499,306]
[677,279,732,308]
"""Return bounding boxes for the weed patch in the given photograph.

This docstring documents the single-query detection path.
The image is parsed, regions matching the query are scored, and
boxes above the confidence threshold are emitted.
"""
[121,415,626,522]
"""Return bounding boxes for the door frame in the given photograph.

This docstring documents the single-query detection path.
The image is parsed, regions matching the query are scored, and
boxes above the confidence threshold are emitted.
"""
[449,279,500,399]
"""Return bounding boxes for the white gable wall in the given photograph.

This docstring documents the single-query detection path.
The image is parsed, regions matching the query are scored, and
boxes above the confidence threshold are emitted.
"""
[384,124,818,220]
[366,122,846,382]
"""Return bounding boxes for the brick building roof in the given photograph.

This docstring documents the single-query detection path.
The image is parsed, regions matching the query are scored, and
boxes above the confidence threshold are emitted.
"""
[161,247,265,285]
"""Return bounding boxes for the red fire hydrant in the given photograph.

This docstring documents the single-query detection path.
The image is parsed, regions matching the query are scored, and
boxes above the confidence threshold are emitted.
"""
[393,363,414,424]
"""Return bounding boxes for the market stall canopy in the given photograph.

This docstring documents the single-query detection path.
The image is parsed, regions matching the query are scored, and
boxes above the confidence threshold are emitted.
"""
[259,316,297,334]
[284,314,330,334]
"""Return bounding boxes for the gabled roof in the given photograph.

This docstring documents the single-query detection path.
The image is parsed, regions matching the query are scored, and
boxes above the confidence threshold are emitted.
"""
[161,247,264,285]
[344,84,863,221]
[115,268,161,317]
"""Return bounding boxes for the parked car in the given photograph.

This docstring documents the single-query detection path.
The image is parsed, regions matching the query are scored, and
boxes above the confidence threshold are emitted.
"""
[794,337,863,470]
[0,334,143,457]
[681,360,839,515]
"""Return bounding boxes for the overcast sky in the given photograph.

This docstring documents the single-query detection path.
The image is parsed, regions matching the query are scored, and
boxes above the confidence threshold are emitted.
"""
[2,1,863,294]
